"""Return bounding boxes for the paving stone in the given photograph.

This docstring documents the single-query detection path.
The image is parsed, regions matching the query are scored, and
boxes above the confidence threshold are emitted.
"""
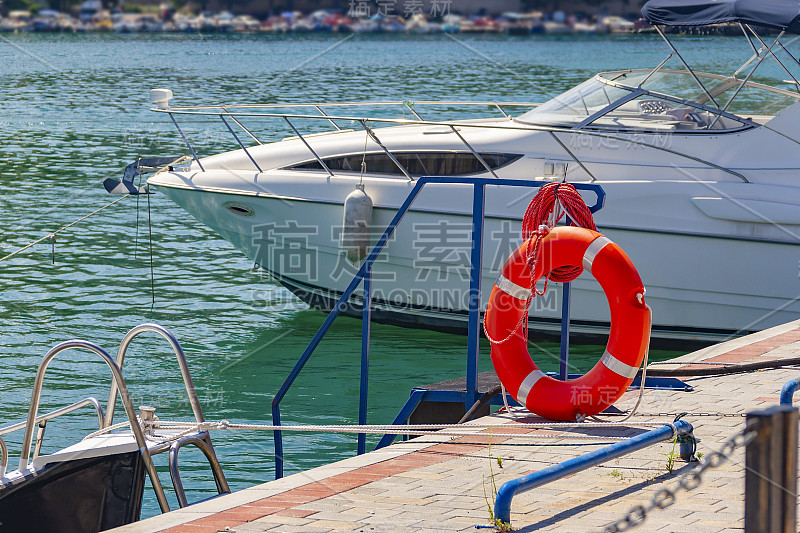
[108,320,800,533]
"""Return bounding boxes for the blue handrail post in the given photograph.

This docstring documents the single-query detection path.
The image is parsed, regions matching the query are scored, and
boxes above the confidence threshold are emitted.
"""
[559,283,571,381]
[272,404,283,478]
[357,267,372,455]
[375,388,427,449]
[466,183,486,411]
[494,420,694,525]
[780,377,800,405]
[270,179,427,477]
[558,213,573,381]
[270,177,606,477]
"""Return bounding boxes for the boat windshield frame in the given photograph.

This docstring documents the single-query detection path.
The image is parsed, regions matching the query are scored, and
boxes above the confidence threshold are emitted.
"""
[516,24,800,133]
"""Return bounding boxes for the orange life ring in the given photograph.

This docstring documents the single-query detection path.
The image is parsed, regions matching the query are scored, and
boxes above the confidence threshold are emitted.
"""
[485,226,651,421]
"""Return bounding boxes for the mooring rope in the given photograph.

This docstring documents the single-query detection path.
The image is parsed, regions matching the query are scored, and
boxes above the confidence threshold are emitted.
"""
[148,425,635,443]
[0,194,131,263]
[83,418,671,443]
[639,354,800,377]
[82,420,131,440]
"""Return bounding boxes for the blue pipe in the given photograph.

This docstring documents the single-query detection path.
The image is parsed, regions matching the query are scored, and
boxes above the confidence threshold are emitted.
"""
[375,389,427,450]
[494,420,693,525]
[558,282,571,381]
[558,214,572,381]
[357,268,372,455]
[465,184,485,410]
[271,179,426,410]
[272,404,283,478]
[780,377,800,405]
[271,179,426,477]
[271,177,605,477]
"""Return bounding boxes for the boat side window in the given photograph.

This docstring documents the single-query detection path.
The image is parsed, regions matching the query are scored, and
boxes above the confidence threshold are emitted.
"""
[287,152,522,176]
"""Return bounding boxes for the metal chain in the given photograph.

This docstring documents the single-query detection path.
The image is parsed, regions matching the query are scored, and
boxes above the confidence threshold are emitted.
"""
[602,426,757,532]
[631,412,747,418]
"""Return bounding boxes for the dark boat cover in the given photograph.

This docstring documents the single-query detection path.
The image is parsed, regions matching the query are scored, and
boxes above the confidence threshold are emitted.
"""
[642,0,800,34]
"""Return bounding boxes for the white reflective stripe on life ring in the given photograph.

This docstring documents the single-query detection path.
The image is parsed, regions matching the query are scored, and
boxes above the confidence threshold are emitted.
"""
[516,369,546,405]
[495,274,531,301]
[582,236,613,272]
[600,350,640,379]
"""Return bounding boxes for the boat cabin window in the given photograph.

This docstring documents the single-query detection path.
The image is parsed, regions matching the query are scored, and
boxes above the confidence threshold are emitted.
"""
[287,151,522,176]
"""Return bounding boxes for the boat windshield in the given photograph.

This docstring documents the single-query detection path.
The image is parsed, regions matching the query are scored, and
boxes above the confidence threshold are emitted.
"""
[517,69,800,132]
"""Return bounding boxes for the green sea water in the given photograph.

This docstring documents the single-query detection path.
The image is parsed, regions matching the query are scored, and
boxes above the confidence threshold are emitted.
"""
[0,32,779,516]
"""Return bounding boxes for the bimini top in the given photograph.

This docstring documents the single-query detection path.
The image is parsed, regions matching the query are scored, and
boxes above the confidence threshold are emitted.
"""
[642,0,800,34]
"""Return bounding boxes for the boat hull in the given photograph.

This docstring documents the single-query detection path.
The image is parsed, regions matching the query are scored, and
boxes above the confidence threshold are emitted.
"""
[0,451,146,533]
[151,177,800,347]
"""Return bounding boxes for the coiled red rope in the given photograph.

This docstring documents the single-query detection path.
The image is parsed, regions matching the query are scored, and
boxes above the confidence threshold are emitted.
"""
[522,182,597,284]
[483,182,597,346]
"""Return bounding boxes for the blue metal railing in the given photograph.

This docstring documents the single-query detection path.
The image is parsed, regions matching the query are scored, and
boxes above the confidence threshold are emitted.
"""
[493,419,695,525]
[780,377,800,405]
[270,176,605,478]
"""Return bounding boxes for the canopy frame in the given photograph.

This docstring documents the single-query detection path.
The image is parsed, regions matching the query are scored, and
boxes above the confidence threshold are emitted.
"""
[635,22,800,125]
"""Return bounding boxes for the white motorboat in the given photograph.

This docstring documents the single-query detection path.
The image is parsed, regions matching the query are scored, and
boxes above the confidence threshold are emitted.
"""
[140,1,800,347]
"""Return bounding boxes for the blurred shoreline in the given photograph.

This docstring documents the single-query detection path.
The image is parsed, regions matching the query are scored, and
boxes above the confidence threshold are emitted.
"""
[0,5,757,35]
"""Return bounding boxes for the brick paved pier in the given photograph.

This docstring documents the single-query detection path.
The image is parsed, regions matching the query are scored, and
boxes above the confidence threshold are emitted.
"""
[112,319,800,532]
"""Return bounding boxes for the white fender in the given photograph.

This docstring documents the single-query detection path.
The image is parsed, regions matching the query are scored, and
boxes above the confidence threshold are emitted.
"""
[340,184,373,262]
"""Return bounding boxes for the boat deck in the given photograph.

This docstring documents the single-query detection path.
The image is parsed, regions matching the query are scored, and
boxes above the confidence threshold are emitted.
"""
[111,319,800,533]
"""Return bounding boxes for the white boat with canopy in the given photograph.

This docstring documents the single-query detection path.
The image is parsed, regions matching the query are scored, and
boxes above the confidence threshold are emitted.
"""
[136,0,800,346]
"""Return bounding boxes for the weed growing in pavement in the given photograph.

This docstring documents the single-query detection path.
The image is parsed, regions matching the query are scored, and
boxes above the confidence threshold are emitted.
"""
[661,437,679,474]
[482,430,513,532]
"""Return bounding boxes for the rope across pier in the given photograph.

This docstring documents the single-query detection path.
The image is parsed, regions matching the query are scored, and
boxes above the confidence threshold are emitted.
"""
[84,418,675,444]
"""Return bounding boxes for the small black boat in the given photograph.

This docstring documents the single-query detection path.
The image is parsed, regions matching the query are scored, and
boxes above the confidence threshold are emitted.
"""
[0,324,229,533]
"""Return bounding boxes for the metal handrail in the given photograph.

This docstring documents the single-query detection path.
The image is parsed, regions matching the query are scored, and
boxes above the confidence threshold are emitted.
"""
[0,397,105,475]
[284,116,335,177]
[156,99,533,183]
[270,176,605,478]
[448,125,499,179]
[105,324,230,503]
[0,397,104,438]
[16,339,171,513]
[159,100,543,111]
[159,71,800,113]
[4,326,224,515]
[220,114,262,172]
[0,437,6,478]
[360,119,414,181]
[105,323,205,427]
[221,106,263,144]
[155,106,751,183]
[493,420,694,525]
[168,433,231,508]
